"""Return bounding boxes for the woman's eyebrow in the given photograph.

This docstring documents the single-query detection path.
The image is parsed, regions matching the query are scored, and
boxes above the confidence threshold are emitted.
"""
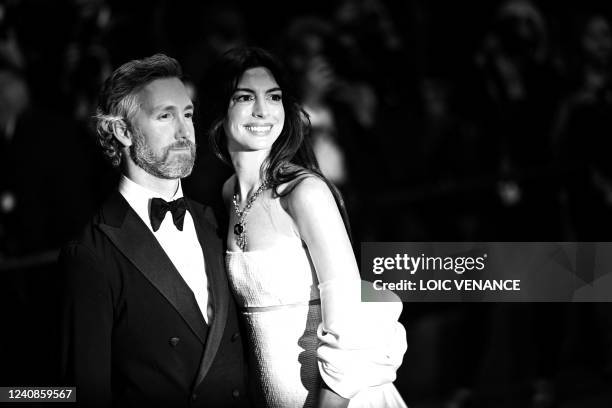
[233,87,282,93]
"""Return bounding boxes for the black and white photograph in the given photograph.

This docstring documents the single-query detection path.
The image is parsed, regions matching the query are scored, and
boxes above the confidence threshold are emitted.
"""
[1,0,612,407]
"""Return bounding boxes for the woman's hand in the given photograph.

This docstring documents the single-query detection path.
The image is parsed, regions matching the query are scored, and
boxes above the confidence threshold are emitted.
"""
[318,387,350,408]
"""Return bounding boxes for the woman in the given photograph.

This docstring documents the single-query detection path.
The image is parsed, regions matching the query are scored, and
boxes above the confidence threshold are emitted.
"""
[203,46,407,408]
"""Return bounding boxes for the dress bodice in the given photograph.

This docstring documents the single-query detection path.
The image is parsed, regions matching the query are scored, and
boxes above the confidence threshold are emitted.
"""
[226,236,323,408]
[226,236,320,308]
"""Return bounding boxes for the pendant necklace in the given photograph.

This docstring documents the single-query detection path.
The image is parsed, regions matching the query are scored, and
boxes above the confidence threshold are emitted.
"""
[232,180,269,251]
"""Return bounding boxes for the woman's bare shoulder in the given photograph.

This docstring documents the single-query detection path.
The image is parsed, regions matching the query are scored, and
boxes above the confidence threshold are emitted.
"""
[287,175,331,199]
[221,174,237,205]
[280,174,336,217]
[275,165,327,195]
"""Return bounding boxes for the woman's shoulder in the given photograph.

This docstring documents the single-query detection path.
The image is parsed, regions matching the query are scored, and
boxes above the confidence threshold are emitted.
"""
[278,172,336,215]
[221,174,237,204]
[286,175,331,198]
[276,165,328,196]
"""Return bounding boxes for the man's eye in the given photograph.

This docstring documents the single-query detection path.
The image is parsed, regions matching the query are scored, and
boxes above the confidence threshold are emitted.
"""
[185,112,194,119]
[158,112,173,120]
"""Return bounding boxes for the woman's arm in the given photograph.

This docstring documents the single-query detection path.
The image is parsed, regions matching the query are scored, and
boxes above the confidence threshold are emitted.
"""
[318,387,350,408]
[286,175,407,406]
[286,176,358,284]
[286,176,354,407]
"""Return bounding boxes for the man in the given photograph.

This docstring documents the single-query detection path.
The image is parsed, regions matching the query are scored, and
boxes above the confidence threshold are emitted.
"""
[60,54,249,407]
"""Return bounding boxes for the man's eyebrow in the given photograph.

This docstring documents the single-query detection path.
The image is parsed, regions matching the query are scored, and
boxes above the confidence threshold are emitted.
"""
[151,103,194,111]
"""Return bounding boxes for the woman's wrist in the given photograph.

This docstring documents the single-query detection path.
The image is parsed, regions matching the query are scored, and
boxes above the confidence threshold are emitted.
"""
[318,387,349,408]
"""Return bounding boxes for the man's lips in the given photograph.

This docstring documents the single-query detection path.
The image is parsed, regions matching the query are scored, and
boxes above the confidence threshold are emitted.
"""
[168,141,195,150]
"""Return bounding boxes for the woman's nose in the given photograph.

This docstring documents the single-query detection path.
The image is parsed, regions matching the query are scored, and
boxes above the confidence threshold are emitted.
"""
[252,98,267,118]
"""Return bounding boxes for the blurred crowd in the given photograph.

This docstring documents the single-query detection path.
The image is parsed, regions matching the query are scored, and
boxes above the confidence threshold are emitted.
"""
[2,0,612,254]
[2,0,612,405]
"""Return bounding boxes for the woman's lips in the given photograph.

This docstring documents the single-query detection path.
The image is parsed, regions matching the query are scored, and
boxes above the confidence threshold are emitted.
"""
[244,124,273,134]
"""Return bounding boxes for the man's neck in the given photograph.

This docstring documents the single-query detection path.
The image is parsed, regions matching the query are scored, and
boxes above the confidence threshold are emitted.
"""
[123,164,179,201]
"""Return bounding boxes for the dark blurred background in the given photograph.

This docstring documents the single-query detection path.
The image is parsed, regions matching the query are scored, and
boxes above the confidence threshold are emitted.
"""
[2,0,612,406]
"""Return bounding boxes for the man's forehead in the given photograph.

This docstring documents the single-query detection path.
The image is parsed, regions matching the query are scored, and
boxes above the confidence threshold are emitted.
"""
[136,77,192,110]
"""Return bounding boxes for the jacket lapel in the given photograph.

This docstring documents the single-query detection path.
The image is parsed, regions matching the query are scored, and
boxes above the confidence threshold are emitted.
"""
[188,200,230,387]
[97,192,208,344]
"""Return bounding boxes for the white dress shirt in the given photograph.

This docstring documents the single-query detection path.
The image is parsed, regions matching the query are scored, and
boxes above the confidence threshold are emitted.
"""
[119,175,211,324]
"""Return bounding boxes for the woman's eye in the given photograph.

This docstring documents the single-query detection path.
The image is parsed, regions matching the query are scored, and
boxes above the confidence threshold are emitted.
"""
[269,94,283,102]
[158,112,172,120]
[185,112,193,120]
[234,94,253,102]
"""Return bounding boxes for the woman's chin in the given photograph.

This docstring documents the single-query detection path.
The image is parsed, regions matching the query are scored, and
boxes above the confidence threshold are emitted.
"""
[229,138,280,154]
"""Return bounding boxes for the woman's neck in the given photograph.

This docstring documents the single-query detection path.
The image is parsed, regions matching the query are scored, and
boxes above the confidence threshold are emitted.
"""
[230,150,269,199]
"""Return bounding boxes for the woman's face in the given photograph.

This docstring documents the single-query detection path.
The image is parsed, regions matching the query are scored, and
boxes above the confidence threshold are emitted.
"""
[224,66,285,153]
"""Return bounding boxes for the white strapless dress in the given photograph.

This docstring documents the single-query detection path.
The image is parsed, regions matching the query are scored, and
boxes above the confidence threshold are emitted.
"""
[226,237,408,408]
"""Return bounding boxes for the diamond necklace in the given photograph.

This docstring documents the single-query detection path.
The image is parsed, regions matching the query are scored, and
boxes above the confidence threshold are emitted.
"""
[232,180,269,251]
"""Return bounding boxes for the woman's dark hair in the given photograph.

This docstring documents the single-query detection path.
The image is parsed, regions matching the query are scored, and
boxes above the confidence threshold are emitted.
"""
[202,46,352,239]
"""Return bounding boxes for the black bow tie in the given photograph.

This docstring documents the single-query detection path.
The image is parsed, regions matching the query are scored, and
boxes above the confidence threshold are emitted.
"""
[149,197,187,232]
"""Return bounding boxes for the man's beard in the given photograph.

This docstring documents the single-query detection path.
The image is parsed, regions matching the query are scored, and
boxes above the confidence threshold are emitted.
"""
[129,129,196,179]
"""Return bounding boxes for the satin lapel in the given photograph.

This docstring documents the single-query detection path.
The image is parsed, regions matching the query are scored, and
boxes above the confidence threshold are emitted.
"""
[98,197,208,344]
[188,201,229,386]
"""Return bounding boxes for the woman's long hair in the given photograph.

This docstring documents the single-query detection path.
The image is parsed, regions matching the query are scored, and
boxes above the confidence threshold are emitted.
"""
[202,46,352,240]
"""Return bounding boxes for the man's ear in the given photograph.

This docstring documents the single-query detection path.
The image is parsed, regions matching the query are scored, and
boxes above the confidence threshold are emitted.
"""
[112,120,132,148]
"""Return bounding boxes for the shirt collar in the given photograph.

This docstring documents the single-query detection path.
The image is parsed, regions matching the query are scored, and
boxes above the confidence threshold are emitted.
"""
[118,175,184,230]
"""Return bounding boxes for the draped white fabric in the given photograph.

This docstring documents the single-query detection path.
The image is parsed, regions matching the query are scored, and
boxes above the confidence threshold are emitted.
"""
[317,279,408,407]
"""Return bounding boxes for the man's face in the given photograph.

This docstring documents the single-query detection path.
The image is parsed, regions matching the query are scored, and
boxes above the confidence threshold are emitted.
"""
[129,77,196,179]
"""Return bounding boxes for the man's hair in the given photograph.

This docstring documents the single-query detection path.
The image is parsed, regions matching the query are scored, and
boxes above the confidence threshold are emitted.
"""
[95,54,183,167]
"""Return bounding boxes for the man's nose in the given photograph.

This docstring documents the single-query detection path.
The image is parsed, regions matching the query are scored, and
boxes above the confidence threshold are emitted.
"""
[176,116,191,139]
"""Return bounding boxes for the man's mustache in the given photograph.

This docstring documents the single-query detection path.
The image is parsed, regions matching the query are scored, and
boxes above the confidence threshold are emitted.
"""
[168,140,196,150]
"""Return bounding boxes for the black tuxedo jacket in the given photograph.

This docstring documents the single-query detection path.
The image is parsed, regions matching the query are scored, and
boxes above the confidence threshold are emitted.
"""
[59,191,250,408]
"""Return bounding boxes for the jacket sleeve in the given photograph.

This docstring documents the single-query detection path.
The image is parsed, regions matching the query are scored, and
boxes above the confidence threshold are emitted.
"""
[59,243,113,408]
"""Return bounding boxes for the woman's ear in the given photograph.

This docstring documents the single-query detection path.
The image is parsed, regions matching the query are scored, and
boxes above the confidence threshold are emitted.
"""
[112,120,132,148]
